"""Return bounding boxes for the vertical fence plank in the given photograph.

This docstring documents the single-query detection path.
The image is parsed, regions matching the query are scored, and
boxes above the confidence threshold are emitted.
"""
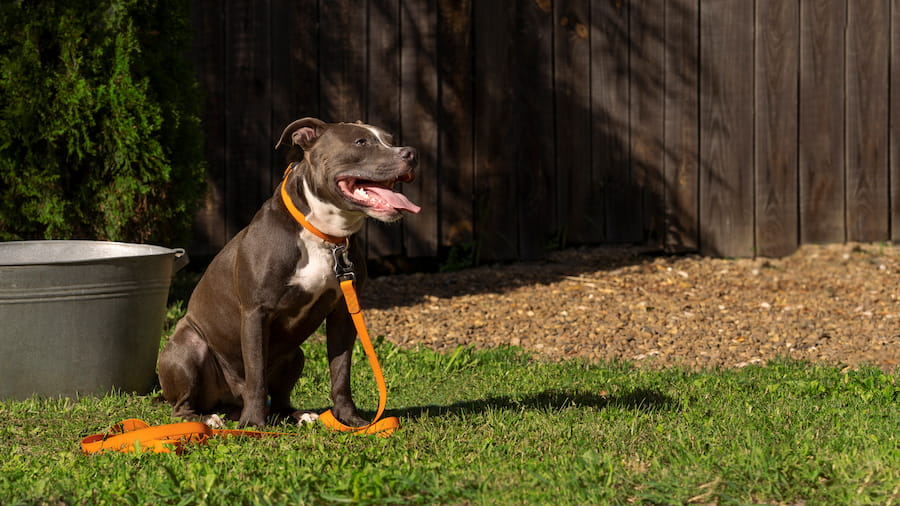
[473,2,518,260]
[190,0,227,255]
[555,0,594,245]
[400,0,439,258]
[269,0,291,184]
[699,0,755,257]
[799,0,846,244]
[663,0,699,253]
[368,0,400,132]
[224,0,273,236]
[591,1,631,243]
[516,1,556,259]
[366,0,404,258]
[437,0,474,252]
[892,0,900,241]
[755,0,799,257]
[271,0,319,151]
[630,0,667,248]
[320,1,367,123]
[846,0,889,242]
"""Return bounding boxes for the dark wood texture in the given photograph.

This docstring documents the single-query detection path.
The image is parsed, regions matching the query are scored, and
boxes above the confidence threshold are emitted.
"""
[845,0,889,242]
[189,0,227,256]
[755,0,799,257]
[555,0,593,246]
[515,0,555,260]
[189,0,899,262]
[224,0,273,237]
[472,1,518,260]
[319,0,367,123]
[699,0,755,257]
[400,0,439,258]
[663,0,699,252]
[893,0,900,241]
[436,0,474,250]
[799,0,846,244]
[591,0,632,244]
[630,0,667,248]
[365,0,404,258]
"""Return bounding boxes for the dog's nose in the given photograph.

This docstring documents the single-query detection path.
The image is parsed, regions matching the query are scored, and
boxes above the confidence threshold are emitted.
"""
[399,147,417,162]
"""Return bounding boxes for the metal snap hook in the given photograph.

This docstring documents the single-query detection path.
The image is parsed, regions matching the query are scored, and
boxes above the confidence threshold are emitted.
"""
[332,242,355,282]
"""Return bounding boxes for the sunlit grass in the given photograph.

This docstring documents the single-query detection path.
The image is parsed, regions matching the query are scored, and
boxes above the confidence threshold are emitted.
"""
[1,337,896,504]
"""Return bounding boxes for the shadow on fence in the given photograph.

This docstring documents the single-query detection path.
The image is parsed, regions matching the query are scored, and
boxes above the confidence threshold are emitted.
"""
[190,1,755,263]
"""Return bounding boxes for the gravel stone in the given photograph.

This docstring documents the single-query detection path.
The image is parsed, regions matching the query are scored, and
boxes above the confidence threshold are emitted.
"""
[360,243,900,371]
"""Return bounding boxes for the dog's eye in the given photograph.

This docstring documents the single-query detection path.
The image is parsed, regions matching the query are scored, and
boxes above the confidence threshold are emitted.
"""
[355,138,367,146]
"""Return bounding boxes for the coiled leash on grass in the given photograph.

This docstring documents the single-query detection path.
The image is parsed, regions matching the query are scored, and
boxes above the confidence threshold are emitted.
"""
[80,418,295,454]
[81,166,399,454]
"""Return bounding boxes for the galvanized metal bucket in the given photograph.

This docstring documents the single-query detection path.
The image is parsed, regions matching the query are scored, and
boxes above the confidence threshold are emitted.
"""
[0,241,188,399]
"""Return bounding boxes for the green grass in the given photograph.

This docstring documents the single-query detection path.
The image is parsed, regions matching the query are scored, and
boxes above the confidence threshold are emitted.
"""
[1,337,897,504]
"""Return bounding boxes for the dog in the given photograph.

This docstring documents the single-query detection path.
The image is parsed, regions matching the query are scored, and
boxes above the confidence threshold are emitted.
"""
[158,117,419,428]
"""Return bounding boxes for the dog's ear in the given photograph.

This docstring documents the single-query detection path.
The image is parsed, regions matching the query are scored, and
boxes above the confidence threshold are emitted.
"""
[275,118,327,150]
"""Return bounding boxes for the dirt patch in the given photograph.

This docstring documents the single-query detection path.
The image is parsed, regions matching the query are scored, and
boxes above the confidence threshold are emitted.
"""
[360,242,899,372]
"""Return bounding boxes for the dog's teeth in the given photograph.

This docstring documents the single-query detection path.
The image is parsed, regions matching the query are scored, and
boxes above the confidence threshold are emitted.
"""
[354,187,368,198]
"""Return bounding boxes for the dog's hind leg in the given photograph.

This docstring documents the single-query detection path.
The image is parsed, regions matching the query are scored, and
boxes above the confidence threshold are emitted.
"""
[158,319,219,422]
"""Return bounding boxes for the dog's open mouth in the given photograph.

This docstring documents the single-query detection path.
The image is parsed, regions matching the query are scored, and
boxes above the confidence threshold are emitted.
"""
[337,176,421,214]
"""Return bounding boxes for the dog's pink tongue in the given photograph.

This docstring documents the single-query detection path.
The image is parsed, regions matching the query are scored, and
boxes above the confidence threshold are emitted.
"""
[365,185,421,214]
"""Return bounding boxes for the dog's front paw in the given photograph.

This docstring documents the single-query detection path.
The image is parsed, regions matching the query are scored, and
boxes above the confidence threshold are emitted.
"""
[202,414,225,429]
[238,409,266,428]
[289,410,320,426]
[332,407,368,428]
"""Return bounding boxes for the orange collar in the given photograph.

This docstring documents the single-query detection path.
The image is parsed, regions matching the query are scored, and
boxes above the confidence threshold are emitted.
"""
[280,164,348,245]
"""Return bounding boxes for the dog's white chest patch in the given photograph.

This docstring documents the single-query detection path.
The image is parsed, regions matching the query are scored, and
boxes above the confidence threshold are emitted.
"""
[288,234,336,292]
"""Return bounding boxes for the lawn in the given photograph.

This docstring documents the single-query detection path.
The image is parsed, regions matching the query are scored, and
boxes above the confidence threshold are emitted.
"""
[1,335,897,504]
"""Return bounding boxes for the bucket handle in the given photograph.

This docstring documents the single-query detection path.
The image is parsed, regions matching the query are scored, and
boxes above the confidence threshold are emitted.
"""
[172,248,189,274]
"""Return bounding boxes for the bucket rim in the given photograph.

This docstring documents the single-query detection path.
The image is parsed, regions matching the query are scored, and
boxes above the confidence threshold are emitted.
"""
[0,240,184,267]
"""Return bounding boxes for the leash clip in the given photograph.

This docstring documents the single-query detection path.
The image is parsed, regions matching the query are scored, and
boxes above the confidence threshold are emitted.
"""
[332,241,355,282]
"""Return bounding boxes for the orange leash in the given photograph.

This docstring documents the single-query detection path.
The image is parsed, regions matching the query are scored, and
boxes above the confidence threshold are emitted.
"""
[81,419,294,454]
[318,280,400,437]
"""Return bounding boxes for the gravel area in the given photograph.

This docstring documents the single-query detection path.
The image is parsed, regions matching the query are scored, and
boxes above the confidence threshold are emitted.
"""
[361,242,899,372]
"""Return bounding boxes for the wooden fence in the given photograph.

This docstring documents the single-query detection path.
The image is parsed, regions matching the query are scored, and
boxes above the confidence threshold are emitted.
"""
[188,0,900,261]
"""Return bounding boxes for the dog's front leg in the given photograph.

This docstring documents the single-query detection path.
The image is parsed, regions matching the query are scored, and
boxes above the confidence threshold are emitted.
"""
[326,308,368,427]
[239,307,269,427]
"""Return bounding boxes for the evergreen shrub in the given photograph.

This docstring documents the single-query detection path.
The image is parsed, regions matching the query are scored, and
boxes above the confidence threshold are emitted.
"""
[0,0,205,243]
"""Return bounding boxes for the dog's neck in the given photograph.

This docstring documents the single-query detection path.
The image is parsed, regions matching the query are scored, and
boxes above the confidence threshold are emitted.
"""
[301,181,365,238]
[286,171,365,240]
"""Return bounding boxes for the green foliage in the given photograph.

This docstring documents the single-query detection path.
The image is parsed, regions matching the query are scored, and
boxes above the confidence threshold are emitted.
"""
[438,241,479,272]
[0,0,204,243]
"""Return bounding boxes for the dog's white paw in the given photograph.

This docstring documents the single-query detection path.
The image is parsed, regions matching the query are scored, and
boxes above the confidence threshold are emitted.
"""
[202,414,225,429]
[296,412,319,425]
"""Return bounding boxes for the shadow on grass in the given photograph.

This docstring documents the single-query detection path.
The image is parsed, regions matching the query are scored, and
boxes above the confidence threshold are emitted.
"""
[388,387,675,420]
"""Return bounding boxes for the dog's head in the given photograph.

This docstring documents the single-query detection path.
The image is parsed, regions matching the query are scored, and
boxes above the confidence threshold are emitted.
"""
[277,118,420,223]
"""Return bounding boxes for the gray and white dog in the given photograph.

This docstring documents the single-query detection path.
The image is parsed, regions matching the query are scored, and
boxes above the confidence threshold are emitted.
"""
[158,117,419,428]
